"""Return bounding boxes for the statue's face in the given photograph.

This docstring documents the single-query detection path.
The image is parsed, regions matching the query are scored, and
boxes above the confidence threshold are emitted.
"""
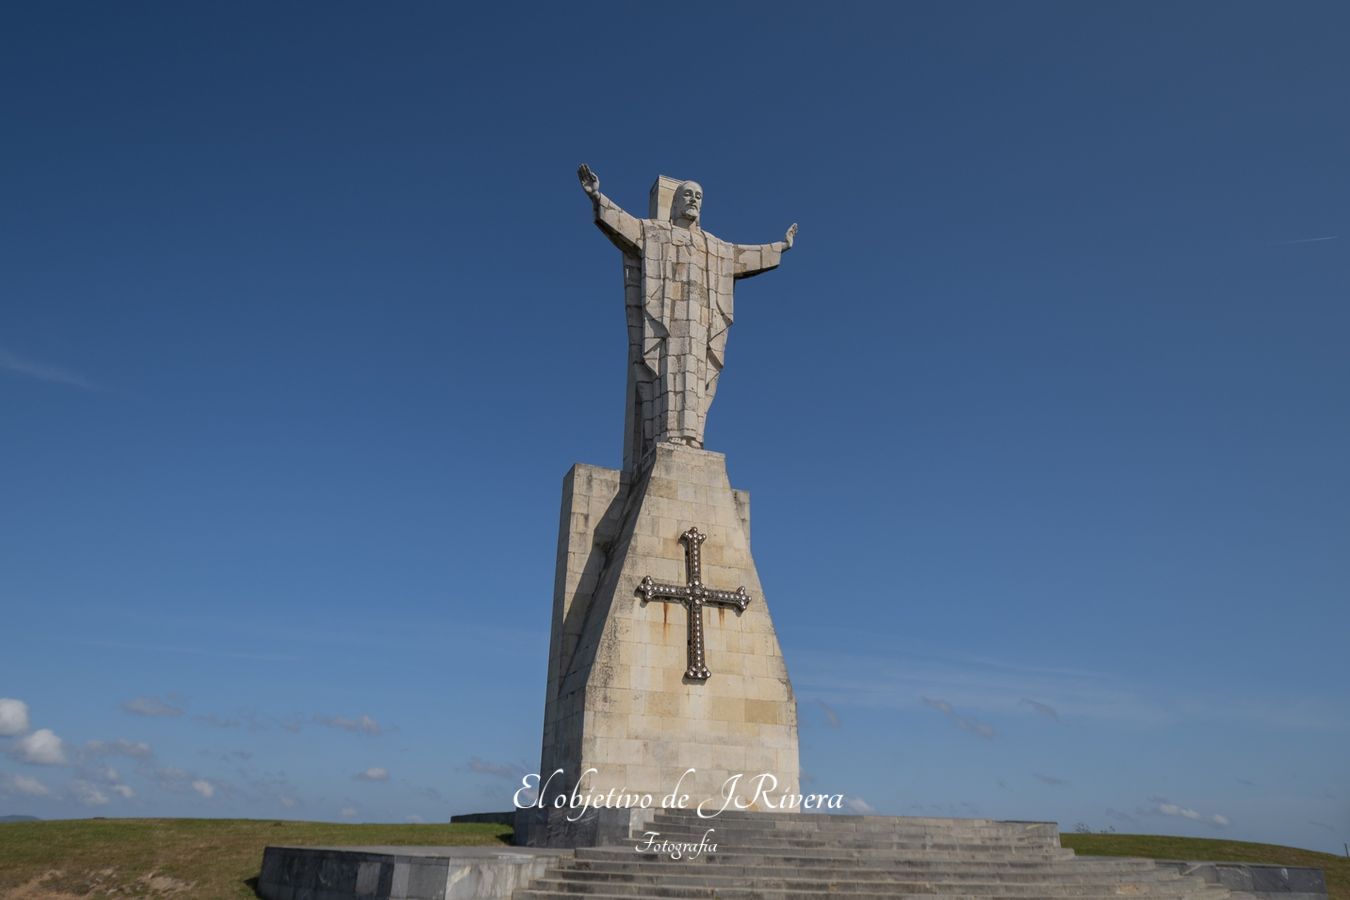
[673,181,703,225]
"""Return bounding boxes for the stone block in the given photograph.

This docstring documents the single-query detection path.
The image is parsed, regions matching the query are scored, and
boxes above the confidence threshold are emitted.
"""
[532,444,799,846]
[257,845,567,900]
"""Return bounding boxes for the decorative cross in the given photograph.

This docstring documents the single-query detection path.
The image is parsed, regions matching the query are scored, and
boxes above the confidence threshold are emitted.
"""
[637,526,751,681]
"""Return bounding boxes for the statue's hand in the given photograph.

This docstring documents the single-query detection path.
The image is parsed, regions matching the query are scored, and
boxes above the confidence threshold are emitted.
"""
[577,163,600,200]
[784,222,798,250]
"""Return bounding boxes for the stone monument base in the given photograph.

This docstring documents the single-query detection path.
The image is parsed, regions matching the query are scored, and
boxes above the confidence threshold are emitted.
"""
[259,812,1328,898]
[535,443,800,824]
[512,805,655,849]
[256,845,568,900]
[512,809,1327,899]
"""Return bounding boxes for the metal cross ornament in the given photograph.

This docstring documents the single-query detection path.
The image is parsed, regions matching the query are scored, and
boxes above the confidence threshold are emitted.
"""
[637,526,751,681]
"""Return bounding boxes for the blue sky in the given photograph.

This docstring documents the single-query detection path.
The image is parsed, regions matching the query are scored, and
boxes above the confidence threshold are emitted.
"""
[2,1,1347,854]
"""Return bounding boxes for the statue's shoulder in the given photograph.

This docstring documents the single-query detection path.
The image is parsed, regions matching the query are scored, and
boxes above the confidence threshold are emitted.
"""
[702,230,731,255]
[641,219,673,258]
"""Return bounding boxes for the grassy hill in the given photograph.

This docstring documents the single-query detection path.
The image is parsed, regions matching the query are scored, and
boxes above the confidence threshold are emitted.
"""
[0,818,1339,899]
[0,818,510,899]
[1062,833,1346,900]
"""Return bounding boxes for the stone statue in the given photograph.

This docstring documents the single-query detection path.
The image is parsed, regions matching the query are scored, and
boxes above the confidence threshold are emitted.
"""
[578,164,797,472]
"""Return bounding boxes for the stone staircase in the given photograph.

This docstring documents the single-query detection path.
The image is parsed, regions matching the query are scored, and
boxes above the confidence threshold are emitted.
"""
[513,809,1231,899]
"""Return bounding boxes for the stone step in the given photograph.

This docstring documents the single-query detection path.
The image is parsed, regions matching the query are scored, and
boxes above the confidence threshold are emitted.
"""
[560,858,1164,878]
[646,817,1060,843]
[515,889,1230,900]
[530,878,1219,897]
[631,835,1063,852]
[575,858,1080,868]
[652,812,1053,831]
[647,823,1053,838]
[511,811,1231,900]
[648,819,1057,836]
[607,841,1080,863]
[550,868,1204,890]
[654,811,1032,827]
[575,850,1082,868]
[556,860,1185,883]
[642,830,1059,849]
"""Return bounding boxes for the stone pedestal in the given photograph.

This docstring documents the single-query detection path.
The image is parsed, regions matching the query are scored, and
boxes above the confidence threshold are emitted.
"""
[257,846,568,900]
[530,443,799,842]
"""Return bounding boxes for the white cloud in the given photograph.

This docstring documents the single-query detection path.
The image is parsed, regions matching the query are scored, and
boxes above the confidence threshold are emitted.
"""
[406,814,425,823]
[155,766,223,800]
[122,696,184,718]
[279,796,298,809]
[353,767,389,782]
[70,780,110,806]
[845,796,876,814]
[13,728,67,765]
[339,806,357,819]
[314,714,382,735]
[82,765,133,799]
[0,698,30,736]
[1,773,50,797]
[84,739,153,759]
[1148,798,1229,828]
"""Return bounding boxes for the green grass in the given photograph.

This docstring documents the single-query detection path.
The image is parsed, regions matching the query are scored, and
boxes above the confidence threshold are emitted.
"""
[0,818,511,899]
[1063,832,1348,900]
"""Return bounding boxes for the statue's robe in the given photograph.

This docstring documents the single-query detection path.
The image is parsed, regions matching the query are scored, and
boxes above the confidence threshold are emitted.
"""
[593,193,783,472]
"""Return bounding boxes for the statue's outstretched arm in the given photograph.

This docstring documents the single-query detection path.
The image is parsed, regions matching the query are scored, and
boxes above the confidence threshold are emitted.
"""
[733,223,797,280]
[578,163,643,255]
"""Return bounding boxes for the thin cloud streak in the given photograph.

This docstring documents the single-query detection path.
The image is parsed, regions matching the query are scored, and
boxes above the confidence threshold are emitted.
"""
[1275,235,1338,245]
[1021,698,1060,721]
[0,349,100,391]
[68,638,300,663]
[797,649,1164,726]
[466,757,528,781]
[314,714,383,736]
[921,696,995,739]
[122,696,184,718]
[793,647,1347,732]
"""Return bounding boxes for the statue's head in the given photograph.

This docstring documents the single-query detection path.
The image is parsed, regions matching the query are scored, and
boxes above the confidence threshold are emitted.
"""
[672,181,704,227]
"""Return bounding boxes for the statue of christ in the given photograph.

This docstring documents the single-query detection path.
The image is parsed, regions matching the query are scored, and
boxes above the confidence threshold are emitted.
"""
[578,164,797,472]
